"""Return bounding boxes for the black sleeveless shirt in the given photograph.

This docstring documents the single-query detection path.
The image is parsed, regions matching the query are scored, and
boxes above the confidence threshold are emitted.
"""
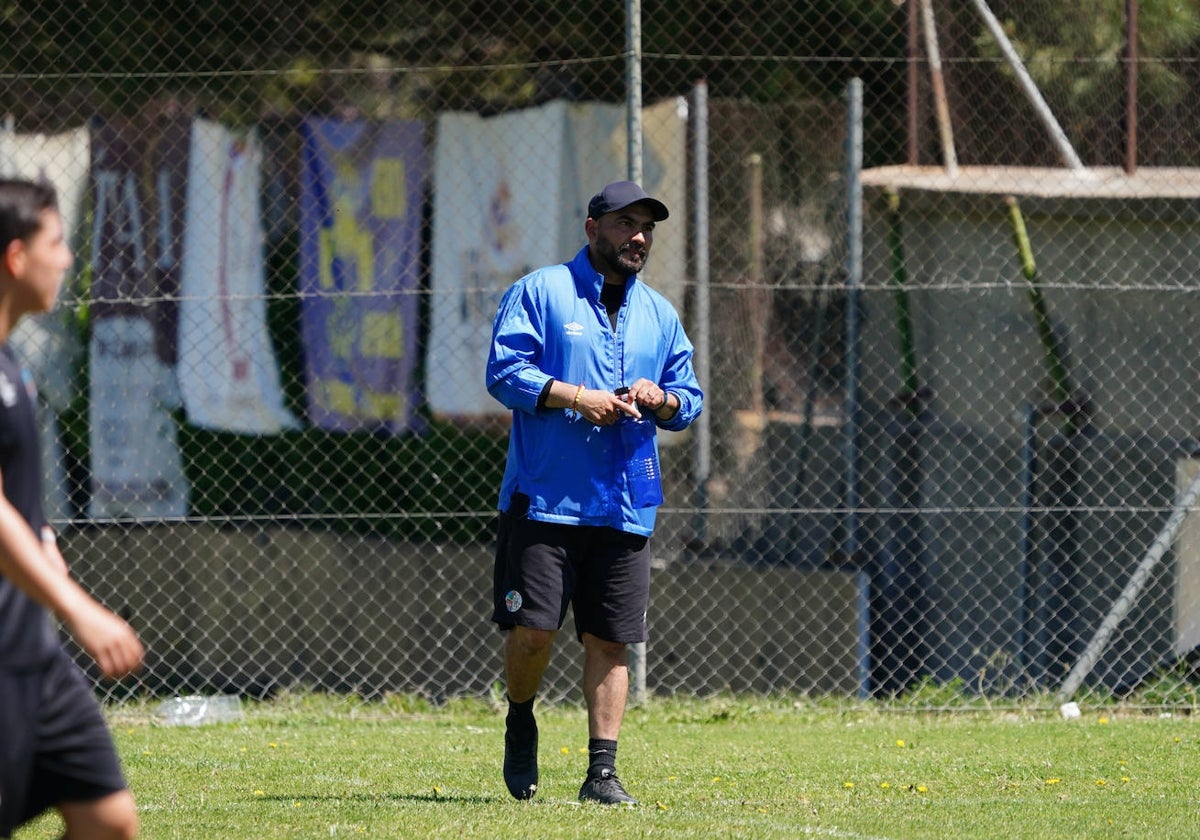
[0,342,58,669]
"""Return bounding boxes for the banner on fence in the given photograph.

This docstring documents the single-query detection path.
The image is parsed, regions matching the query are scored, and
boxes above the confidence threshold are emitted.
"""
[426,97,687,418]
[88,120,189,520]
[299,117,425,434]
[89,317,189,519]
[0,126,91,522]
[178,119,297,435]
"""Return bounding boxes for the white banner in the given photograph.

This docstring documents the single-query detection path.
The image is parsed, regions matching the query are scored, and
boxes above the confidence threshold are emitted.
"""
[0,126,91,522]
[427,98,689,418]
[89,316,188,520]
[428,101,567,418]
[639,96,689,310]
[563,97,688,310]
[177,119,297,434]
[0,125,89,253]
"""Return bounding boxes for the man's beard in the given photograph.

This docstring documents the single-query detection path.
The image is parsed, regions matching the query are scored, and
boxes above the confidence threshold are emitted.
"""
[598,241,647,277]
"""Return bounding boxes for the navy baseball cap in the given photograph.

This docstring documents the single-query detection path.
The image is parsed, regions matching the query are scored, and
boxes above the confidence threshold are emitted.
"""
[587,180,669,221]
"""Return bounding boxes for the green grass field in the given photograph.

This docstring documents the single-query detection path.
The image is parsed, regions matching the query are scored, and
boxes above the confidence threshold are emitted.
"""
[16,693,1199,839]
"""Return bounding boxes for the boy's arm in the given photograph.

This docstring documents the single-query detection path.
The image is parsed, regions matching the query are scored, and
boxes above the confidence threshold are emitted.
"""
[40,529,68,574]
[0,494,143,679]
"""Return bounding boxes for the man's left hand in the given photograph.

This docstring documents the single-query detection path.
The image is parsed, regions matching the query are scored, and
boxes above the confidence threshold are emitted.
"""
[624,378,667,412]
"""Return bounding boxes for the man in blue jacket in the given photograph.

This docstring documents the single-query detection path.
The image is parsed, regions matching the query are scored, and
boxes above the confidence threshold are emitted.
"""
[486,180,703,805]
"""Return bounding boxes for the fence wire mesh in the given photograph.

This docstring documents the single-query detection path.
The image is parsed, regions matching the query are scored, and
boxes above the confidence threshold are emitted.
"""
[3,0,1200,709]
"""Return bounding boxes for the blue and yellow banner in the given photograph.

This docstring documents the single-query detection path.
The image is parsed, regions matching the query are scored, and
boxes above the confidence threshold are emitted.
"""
[300,118,425,434]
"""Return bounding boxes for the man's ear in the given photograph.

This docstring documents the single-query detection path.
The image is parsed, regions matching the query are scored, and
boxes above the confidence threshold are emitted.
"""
[3,238,24,279]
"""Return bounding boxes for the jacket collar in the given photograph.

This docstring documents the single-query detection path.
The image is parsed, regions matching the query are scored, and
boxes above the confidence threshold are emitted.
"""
[568,245,637,302]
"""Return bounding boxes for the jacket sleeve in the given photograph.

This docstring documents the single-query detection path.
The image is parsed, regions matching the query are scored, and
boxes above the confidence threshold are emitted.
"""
[485,279,553,414]
[656,315,703,432]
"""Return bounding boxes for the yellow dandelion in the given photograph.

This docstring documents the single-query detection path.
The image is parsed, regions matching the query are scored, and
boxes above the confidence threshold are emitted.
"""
[881,782,890,789]
[668,775,678,781]
[843,782,855,789]
[1098,717,1109,725]
[757,807,768,813]
[1121,776,1130,783]
[712,777,721,783]
[1045,778,1061,785]
[254,790,265,797]
[578,747,588,754]
[560,747,570,755]
[269,742,278,749]
[433,786,442,796]
[657,802,668,811]
[1095,779,1107,786]
[895,739,905,748]
[916,785,928,793]
[1174,737,1181,743]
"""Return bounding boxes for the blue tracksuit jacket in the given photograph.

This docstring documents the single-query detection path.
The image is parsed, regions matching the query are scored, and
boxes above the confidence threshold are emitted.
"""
[486,246,703,536]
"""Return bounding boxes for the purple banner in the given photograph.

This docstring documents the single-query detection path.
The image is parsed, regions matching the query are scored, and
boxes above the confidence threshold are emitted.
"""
[90,117,189,363]
[88,117,191,519]
[299,118,425,434]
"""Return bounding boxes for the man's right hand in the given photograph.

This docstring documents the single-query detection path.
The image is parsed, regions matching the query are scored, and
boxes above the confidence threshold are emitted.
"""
[577,387,642,425]
[67,599,145,680]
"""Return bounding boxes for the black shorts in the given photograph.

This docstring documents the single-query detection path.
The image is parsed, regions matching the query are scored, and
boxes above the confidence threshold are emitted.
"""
[0,648,129,838]
[492,496,650,644]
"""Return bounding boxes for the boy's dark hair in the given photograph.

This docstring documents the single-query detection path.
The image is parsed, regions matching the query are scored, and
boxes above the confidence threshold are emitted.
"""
[0,179,59,251]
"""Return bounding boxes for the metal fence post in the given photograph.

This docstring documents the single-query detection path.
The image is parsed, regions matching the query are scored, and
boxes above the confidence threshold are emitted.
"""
[625,0,648,707]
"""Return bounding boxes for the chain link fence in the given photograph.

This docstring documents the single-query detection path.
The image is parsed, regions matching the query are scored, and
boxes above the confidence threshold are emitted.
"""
[3,1,1200,708]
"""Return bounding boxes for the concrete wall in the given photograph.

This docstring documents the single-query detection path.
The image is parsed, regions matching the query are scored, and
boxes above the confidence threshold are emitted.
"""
[860,188,1200,439]
[849,183,1194,693]
[64,525,863,700]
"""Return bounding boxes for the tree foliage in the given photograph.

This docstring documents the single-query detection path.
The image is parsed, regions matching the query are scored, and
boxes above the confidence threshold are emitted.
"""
[0,0,904,127]
[979,0,1200,109]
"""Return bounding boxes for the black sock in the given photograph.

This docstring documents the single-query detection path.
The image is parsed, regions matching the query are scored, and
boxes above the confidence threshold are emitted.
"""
[587,738,618,776]
[506,696,536,733]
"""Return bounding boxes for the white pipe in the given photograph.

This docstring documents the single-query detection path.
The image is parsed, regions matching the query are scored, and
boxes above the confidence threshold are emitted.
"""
[920,0,958,175]
[1058,464,1200,701]
[969,0,1086,171]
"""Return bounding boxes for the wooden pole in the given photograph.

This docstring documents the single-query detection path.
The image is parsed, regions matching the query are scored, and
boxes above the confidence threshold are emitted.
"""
[920,0,958,175]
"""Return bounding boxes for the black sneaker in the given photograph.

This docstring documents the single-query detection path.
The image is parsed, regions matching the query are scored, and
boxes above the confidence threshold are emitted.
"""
[578,768,638,805]
[503,718,538,800]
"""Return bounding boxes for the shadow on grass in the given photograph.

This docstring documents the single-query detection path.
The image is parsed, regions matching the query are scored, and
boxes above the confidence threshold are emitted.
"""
[256,792,499,805]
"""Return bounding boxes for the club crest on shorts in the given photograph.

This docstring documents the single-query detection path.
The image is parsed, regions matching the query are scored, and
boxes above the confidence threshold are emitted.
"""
[505,590,523,613]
